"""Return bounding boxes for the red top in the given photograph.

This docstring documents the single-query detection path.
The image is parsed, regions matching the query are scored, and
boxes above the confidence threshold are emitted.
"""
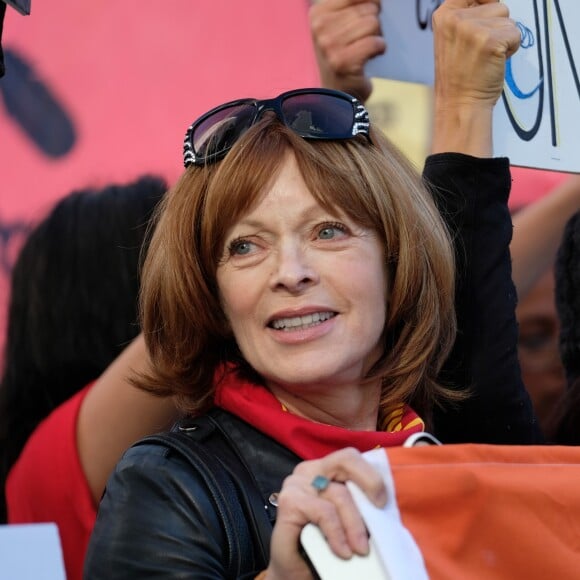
[6,385,96,580]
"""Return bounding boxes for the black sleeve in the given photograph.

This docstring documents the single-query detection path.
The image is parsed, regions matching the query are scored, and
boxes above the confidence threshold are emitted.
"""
[83,444,231,579]
[423,153,543,444]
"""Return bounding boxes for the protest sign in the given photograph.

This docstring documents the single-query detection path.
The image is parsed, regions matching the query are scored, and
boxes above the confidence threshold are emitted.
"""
[366,0,579,173]
[0,523,66,580]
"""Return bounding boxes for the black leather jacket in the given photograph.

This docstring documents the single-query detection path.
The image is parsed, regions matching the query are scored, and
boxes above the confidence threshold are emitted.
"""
[84,154,542,579]
[85,408,293,579]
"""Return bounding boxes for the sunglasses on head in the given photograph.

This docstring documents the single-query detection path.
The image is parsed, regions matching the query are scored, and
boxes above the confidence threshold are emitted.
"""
[183,88,371,167]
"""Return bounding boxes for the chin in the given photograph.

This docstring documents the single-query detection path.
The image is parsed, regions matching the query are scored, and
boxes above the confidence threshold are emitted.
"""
[263,366,362,391]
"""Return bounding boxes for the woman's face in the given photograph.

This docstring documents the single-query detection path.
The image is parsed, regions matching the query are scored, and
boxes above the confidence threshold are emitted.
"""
[216,152,388,396]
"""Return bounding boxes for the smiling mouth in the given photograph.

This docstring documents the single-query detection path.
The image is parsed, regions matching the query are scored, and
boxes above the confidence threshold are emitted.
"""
[269,311,337,331]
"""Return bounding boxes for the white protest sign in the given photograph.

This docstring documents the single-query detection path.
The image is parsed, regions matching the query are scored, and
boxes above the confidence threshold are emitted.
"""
[0,523,66,580]
[366,0,580,173]
[366,0,436,85]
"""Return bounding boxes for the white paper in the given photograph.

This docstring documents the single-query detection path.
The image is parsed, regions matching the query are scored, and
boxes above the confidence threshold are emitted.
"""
[366,0,435,85]
[300,521,391,579]
[345,448,429,580]
[0,523,66,580]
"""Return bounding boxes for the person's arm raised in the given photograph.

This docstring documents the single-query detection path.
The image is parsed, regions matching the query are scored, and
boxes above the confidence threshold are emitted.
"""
[427,0,541,443]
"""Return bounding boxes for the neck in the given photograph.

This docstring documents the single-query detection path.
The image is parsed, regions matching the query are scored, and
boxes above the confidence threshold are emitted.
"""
[266,379,382,431]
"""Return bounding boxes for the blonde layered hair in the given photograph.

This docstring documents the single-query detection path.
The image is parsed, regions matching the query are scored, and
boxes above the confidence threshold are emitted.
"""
[138,116,458,424]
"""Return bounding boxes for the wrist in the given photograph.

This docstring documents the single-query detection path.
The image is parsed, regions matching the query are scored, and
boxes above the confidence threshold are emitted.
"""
[318,67,372,103]
[431,101,494,157]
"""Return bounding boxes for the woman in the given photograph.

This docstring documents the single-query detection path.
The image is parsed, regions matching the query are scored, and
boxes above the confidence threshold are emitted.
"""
[85,2,536,578]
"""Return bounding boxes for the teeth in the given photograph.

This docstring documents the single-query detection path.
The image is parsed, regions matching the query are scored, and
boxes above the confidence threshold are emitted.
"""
[271,312,335,331]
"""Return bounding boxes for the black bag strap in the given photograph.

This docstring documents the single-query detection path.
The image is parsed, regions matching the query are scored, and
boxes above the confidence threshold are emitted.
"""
[139,414,271,576]
[140,430,252,577]
[202,413,274,560]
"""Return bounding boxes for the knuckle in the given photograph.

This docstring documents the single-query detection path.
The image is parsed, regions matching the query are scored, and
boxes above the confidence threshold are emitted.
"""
[367,471,386,494]
[309,10,334,38]
[355,3,379,18]
[293,460,315,478]
[433,8,460,33]
[327,51,350,73]
[275,491,295,512]
[329,483,353,508]
[497,4,510,18]
[471,28,494,50]
[357,14,382,35]
[336,446,361,460]
[316,500,339,524]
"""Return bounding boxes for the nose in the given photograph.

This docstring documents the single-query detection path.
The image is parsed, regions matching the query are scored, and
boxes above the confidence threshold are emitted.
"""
[269,242,318,293]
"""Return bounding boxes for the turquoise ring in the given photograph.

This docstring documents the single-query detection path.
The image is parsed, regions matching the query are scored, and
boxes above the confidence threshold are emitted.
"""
[311,474,331,493]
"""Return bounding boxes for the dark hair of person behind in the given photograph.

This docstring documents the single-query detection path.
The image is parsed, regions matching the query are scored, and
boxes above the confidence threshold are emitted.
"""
[554,211,580,386]
[545,379,580,445]
[0,175,167,522]
[548,210,580,443]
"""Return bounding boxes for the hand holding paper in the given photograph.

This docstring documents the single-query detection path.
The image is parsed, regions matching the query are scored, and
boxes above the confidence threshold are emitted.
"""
[433,0,520,113]
[300,448,429,580]
[431,0,521,157]
[266,448,387,580]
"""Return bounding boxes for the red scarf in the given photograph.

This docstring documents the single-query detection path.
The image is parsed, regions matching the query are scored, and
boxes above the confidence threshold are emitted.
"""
[214,371,424,460]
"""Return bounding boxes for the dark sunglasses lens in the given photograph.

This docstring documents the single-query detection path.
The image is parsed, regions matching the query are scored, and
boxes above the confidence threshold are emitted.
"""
[193,103,257,159]
[281,94,354,138]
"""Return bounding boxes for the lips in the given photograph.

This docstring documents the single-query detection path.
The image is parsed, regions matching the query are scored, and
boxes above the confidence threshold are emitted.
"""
[269,311,336,331]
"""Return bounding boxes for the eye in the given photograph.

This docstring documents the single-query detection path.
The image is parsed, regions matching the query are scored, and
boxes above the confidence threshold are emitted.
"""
[317,222,348,240]
[228,238,255,256]
[518,320,555,352]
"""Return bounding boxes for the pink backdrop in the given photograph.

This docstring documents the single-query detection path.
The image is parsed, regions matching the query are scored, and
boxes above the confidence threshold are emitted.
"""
[0,0,319,360]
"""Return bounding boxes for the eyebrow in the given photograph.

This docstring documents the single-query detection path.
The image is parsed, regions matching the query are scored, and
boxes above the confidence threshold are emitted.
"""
[233,202,335,230]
